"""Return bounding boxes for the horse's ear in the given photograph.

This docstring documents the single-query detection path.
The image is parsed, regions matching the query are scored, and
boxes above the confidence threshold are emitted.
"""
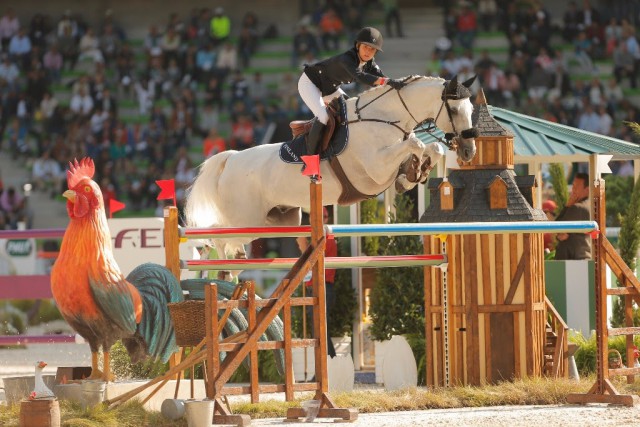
[462,75,477,88]
[446,75,458,95]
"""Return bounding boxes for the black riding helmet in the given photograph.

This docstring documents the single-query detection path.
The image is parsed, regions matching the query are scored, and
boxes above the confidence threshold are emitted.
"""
[354,27,383,52]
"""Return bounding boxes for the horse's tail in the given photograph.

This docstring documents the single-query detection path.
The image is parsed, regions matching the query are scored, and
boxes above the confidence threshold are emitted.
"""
[185,151,233,228]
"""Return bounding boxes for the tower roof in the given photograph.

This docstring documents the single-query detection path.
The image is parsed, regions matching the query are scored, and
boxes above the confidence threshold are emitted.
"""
[471,89,513,137]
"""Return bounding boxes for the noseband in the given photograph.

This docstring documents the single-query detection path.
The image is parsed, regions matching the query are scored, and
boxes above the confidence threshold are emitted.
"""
[348,77,478,150]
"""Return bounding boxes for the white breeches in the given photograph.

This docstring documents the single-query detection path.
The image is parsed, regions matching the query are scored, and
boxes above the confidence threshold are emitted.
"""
[298,72,344,125]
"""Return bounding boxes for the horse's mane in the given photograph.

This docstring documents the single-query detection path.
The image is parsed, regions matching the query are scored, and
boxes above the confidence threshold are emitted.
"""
[356,75,446,99]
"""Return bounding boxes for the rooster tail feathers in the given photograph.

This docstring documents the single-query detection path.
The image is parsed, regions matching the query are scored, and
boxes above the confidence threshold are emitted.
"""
[126,263,184,362]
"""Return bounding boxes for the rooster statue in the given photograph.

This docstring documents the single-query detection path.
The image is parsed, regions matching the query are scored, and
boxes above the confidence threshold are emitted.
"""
[51,158,183,381]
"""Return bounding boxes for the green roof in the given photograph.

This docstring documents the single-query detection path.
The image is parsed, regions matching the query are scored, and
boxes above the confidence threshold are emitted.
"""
[417,105,640,161]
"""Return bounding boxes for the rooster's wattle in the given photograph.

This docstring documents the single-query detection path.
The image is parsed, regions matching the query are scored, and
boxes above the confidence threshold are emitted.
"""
[51,158,183,381]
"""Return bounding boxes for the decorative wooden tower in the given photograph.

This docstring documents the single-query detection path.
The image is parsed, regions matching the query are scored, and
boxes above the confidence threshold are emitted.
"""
[421,90,548,386]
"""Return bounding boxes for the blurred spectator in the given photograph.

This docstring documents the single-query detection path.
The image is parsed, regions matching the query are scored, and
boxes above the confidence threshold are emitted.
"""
[563,1,581,42]
[58,25,78,71]
[382,0,403,38]
[500,69,521,108]
[0,55,20,88]
[230,114,255,150]
[43,44,63,82]
[319,8,343,51]
[6,117,29,160]
[249,71,269,105]
[0,186,31,229]
[160,26,181,67]
[100,23,120,66]
[57,10,78,40]
[216,41,238,80]
[29,13,49,50]
[26,68,48,104]
[144,25,163,59]
[478,0,497,32]
[577,103,600,133]
[195,42,217,83]
[456,2,477,50]
[31,150,63,195]
[0,7,19,51]
[134,77,155,115]
[597,104,613,135]
[604,17,623,57]
[69,87,94,118]
[230,69,250,108]
[202,127,226,158]
[96,87,117,116]
[170,99,192,148]
[622,26,640,88]
[204,75,223,110]
[292,25,320,68]
[210,7,231,47]
[198,102,219,136]
[238,11,259,68]
[9,27,32,69]
[572,30,595,72]
[78,27,104,64]
[115,42,135,97]
[173,146,195,205]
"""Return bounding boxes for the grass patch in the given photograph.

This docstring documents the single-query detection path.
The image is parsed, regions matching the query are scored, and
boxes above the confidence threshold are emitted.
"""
[1,377,639,424]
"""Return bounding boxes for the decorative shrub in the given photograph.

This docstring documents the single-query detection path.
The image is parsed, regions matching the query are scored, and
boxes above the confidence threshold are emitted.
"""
[368,194,424,341]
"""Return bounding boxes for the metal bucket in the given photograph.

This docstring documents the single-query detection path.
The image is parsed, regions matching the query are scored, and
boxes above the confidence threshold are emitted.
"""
[80,381,106,409]
[184,399,214,427]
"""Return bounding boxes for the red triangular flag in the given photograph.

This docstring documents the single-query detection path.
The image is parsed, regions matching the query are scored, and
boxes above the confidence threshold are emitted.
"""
[301,155,320,177]
[157,179,175,199]
[109,199,125,218]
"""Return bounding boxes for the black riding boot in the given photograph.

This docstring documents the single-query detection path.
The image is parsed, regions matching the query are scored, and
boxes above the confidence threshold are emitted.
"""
[301,120,326,172]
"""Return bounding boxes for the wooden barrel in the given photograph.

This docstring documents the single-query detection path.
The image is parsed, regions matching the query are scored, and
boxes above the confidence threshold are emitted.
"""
[20,399,61,427]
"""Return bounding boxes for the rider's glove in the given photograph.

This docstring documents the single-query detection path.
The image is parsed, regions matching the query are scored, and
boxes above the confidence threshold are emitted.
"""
[386,78,406,90]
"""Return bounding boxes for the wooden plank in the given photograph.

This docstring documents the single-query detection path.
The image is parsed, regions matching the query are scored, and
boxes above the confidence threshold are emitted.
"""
[504,253,526,305]
[424,238,434,386]
[566,393,639,406]
[490,312,515,383]
[283,299,294,401]
[477,304,526,313]
[607,327,640,336]
[495,235,504,304]
[513,312,521,378]
[604,237,640,294]
[464,234,480,385]
[205,284,219,399]
[523,234,533,376]
[247,281,259,403]
[163,206,181,279]
[481,234,492,305]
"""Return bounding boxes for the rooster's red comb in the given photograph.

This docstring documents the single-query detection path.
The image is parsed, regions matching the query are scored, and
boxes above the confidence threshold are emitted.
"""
[67,158,95,188]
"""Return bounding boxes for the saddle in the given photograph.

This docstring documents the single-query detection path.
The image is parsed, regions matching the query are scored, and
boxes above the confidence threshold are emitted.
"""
[289,97,342,154]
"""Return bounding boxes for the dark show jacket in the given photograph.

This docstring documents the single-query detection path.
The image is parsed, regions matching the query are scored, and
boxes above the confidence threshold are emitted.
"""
[303,47,386,96]
[554,197,592,260]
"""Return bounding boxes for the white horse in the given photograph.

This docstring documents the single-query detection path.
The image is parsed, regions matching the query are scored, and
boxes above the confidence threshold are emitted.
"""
[186,75,477,260]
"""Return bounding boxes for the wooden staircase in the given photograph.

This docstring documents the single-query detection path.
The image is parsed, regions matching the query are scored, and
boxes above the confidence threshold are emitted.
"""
[544,296,569,378]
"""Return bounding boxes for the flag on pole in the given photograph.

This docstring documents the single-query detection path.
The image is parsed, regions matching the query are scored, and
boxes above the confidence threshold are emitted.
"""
[156,179,177,207]
[109,199,126,218]
[301,155,320,177]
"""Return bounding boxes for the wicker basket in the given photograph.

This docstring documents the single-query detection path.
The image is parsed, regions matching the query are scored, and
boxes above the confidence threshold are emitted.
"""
[168,300,205,347]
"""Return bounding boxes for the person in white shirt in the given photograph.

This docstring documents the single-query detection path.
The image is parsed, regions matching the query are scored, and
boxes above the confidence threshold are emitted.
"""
[69,88,94,117]
[32,150,63,195]
[597,104,613,136]
[0,8,19,50]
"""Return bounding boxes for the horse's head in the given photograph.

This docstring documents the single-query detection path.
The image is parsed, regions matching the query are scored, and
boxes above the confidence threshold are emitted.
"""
[436,75,478,162]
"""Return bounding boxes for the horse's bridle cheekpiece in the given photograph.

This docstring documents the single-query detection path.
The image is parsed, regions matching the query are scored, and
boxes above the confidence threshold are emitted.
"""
[348,75,478,151]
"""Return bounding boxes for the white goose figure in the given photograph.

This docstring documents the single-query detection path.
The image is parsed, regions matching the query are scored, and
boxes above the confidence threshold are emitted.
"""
[30,361,55,400]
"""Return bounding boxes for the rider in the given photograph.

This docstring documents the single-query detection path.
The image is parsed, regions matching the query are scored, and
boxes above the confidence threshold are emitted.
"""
[298,27,407,160]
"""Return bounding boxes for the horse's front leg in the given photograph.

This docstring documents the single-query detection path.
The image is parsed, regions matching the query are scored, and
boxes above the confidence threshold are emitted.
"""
[364,133,426,185]
[418,142,444,184]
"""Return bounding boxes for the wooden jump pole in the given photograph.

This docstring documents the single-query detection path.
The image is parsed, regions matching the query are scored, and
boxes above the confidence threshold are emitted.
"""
[567,169,639,406]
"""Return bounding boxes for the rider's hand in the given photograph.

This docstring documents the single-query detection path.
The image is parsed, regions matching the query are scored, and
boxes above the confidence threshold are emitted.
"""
[386,78,406,90]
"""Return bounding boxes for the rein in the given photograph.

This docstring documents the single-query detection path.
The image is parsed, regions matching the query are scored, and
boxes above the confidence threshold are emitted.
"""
[346,77,475,150]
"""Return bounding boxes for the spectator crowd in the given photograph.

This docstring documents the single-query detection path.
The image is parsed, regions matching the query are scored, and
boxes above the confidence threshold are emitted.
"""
[1,0,639,229]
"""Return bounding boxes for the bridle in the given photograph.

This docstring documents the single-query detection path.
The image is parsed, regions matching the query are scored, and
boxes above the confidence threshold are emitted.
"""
[347,76,478,150]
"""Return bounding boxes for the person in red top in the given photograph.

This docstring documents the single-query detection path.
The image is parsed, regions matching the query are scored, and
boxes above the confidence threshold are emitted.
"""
[456,2,477,50]
[203,127,226,158]
[297,206,337,358]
